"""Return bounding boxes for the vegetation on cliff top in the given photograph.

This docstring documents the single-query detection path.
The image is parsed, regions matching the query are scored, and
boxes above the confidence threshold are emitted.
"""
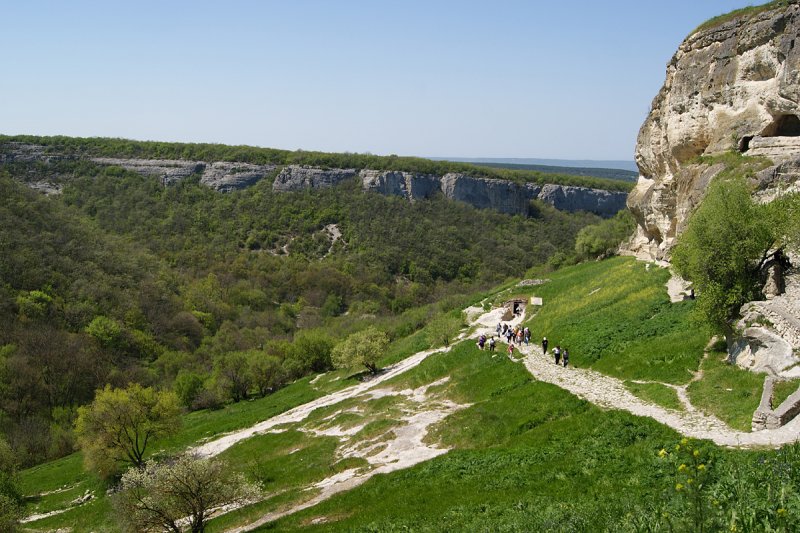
[0,134,634,192]
[692,0,794,36]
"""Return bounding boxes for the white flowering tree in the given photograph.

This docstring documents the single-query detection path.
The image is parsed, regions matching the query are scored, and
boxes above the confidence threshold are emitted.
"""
[115,454,261,533]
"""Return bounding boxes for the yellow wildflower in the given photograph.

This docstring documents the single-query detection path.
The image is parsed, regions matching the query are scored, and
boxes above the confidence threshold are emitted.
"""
[693,449,700,457]
[778,508,787,516]
[697,464,706,471]
[658,448,668,458]
[678,463,687,472]
[681,438,689,446]
[675,483,684,492]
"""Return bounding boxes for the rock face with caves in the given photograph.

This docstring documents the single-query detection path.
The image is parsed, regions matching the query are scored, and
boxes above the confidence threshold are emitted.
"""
[627,2,800,260]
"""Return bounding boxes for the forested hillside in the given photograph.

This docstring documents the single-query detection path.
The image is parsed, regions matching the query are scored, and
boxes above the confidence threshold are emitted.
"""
[0,144,604,467]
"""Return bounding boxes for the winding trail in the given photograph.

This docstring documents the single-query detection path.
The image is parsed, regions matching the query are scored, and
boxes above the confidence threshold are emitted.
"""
[470,311,800,448]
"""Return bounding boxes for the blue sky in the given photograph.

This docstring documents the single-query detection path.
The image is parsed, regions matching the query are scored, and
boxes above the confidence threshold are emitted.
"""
[1,1,769,160]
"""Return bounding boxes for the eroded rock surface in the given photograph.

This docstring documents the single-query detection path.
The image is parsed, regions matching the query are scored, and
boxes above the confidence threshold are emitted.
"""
[628,3,800,260]
[1,142,627,215]
[272,165,358,191]
[200,162,276,191]
[91,157,206,186]
[357,169,626,216]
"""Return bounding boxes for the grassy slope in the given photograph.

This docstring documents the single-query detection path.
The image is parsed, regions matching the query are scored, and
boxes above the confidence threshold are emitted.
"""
[625,381,684,412]
[19,257,782,531]
[524,257,708,384]
[255,343,679,532]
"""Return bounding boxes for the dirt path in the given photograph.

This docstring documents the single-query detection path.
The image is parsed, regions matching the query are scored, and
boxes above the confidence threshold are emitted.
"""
[192,345,450,458]
[470,318,800,447]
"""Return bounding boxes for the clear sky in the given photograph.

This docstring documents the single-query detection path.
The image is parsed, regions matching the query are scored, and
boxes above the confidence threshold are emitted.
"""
[1,1,770,161]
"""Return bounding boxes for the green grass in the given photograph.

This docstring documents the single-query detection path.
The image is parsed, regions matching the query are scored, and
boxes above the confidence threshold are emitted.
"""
[526,257,708,384]
[625,381,684,412]
[773,379,800,409]
[691,1,792,36]
[688,352,764,431]
[18,374,333,531]
[252,342,682,531]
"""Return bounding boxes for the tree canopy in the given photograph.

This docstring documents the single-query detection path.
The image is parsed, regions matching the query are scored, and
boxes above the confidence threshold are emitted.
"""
[115,454,260,533]
[75,384,182,478]
[672,177,778,347]
[331,327,389,374]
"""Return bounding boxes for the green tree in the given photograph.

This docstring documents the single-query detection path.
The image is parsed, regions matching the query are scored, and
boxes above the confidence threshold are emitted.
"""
[15,289,53,321]
[85,316,126,351]
[574,210,636,260]
[213,352,251,402]
[75,384,182,478]
[0,437,22,532]
[331,327,389,374]
[425,313,463,348]
[291,330,333,373]
[248,353,285,397]
[672,178,777,349]
[173,371,205,409]
[115,454,260,533]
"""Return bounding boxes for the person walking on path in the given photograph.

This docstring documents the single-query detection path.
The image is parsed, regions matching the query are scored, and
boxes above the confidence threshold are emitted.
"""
[508,343,515,358]
[542,337,548,355]
[488,336,496,352]
[523,327,530,345]
[477,334,486,350]
[562,348,569,367]
[553,345,561,365]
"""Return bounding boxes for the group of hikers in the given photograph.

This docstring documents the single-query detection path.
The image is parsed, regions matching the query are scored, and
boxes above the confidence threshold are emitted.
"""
[475,324,570,367]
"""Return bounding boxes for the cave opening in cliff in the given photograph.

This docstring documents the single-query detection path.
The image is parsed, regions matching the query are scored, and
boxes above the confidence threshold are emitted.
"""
[739,136,753,152]
[762,114,800,137]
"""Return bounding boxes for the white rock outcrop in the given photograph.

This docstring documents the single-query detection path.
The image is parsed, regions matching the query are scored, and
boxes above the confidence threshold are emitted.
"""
[628,3,800,260]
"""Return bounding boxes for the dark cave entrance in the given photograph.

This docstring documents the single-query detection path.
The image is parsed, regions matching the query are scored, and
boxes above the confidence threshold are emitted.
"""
[739,114,800,153]
[761,114,800,137]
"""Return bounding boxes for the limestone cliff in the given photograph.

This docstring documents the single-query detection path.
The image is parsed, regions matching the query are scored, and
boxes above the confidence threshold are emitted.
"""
[273,167,627,217]
[628,2,800,260]
[0,143,627,217]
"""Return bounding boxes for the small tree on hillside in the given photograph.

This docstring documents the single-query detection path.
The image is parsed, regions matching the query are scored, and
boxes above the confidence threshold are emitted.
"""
[331,327,389,375]
[115,454,261,533]
[425,313,463,348]
[672,178,778,350]
[75,384,182,478]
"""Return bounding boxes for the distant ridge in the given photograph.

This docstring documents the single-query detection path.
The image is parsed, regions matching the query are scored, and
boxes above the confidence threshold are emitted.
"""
[434,157,639,172]
[432,157,639,182]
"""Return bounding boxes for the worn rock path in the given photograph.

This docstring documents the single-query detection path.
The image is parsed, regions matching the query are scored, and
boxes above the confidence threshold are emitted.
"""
[471,313,800,448]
